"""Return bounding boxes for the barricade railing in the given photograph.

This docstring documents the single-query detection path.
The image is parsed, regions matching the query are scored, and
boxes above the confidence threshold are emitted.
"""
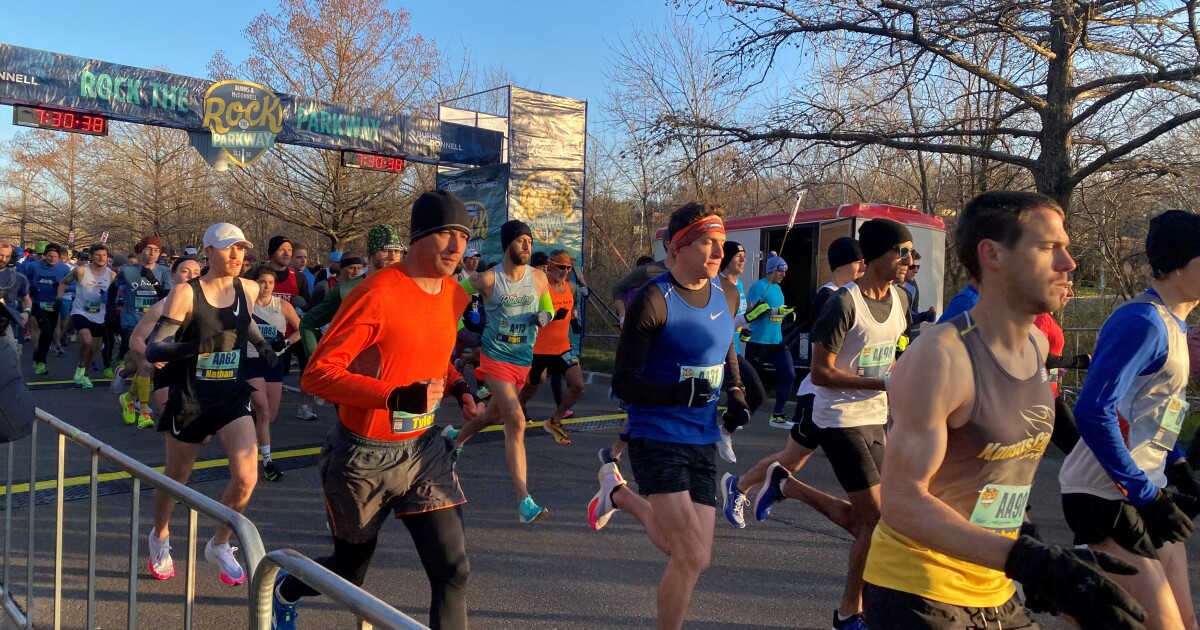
[250,549,430,630]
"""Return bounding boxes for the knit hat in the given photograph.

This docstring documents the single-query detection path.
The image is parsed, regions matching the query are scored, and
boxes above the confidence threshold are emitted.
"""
[33,241,48,255]
[267,235,291,257]
[328,251,342,263]
[765,254,788,274]
[530,251,549,268]
[721,241,745,270]
[410,191,471,243]
[134,236,162,254]
[339,255,365,268]
[1147,210,1200,276]
[858,219,913,262]
[500,220,533,252]
[367,225,405,255]
[828,237,864,271]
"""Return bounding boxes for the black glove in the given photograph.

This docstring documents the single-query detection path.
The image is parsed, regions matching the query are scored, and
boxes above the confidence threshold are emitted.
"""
[570,318,583,334]
[1138,489,1195,546]
[672,378,714,408]
[721,387,752,433]
[269,338,288,352]
[1005,534,1145,629]
[1172,491,1200,520]
[533,311,553,328]
[140,266,169,298]
[387,382,433,414]
[1015,522,1059,615]
[253,339,279,368]
[1167,459,1200,498]
[553,307,570,321]
[448,379,478,407]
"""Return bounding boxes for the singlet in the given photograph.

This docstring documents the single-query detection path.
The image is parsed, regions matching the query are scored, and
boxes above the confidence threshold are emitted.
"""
[626,273,734,446]
[273,267,301,304]
[247,295,286,359]
[482,265,539,366]
[812,283,907,429]
[1059,293,1189,500]
[864,312,1054,608]
[70,266,111,324]
[797,281,840,398]
[168,278,251,413]
[116,264,172,328]
[746,278,786,345]
[533,281,574,356]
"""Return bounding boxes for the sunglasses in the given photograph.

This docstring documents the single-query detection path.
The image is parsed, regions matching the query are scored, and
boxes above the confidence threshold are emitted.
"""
[894,246,912,259]
[910,265,920,271]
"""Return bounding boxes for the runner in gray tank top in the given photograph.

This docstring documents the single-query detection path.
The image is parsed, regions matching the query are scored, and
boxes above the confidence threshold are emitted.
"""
[862,191,1144,629]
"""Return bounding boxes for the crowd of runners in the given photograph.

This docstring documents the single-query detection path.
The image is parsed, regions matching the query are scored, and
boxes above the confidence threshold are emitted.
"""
[1,188,1198,630]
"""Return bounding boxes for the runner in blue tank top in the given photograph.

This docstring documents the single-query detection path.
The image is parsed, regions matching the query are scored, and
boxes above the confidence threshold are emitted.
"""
[586,202,749,629]
[448,219,557,524]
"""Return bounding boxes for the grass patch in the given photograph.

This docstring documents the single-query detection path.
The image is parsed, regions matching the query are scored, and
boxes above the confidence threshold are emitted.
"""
[580,346,616,373]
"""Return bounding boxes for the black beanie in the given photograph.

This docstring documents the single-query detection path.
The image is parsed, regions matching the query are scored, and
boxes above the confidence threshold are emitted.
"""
[828,236,864,271]
[1147,210,1200,276]
[267,235,290,257]
[411,191,471,243]
[858,219,913,262]
[721,241,745,270]
[500,220,533,252]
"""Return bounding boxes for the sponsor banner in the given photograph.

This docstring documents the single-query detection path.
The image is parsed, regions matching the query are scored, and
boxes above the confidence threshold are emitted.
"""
[0,44,502,167]
[509,168,583,263]
[436,163,510,264]
[508,87,586,172]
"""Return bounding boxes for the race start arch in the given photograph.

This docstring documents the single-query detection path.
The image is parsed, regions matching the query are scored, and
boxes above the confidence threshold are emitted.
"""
[0,43,587,266]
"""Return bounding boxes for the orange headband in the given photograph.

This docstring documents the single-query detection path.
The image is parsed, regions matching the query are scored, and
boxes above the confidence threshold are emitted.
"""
[671,215,725,253]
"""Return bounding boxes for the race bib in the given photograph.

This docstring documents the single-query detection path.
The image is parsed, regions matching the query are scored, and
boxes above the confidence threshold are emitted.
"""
[679,364,723,402]
[1151,396,1189,451]
[856,342,895,378]
[257,323,279,341]
[496,318,529,345]
[83,299,103,314]
[195,350,240,381]
[392,402,438,434]
[769,315,784,323]
[969,483,1030,531]
[134,296,156,313]
[38,300,55,312]
[561,350,579,367]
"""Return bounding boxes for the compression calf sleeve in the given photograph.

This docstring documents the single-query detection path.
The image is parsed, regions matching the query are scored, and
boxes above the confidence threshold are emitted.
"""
[135,375,151,405]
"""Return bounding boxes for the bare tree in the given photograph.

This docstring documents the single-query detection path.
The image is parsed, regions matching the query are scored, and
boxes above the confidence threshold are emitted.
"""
[8,130,100,247]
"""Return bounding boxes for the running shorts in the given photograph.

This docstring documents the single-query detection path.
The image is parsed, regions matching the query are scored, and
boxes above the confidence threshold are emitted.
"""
[69,315,105,339]
[863,583,1038,629]
[628,438,717,507]
[527,351,579,385]
[1062,492,1158,559]
[243,356,286,383]
[158,386,253,444]
[476,352,531,390]
[320,423,465,544]
[789,393,821,450]
[820,424,886,493]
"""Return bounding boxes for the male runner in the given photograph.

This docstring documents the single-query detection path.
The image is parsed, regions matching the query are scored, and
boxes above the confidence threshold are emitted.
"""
[744,253,797,428]
[0,242,31,357]
[1059,209,1200,628]
[518,248,585,444]
[24,243,70,376]
[299,225,404,357]
[274,191,479,630]
[810,219,911,630]
[713,240,766,463]
[448,219,556,523]
[586,202,748,630]
[862,191,1145,629]
[722,236,863,529]
[457,247,481,282]
[291,243,315,294]
[112,236,172,427]
[144,223,278,586]
[58,244,115,389]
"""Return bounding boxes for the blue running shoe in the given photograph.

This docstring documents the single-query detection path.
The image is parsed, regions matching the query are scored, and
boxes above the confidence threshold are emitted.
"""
[518,495,548,524]
[754,461,789,521]
[721,473,748,529]
[832,610,867,630]
[272,570,298,629]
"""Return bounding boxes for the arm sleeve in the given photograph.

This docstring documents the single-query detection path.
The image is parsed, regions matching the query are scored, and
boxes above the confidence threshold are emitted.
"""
[1073,305,1170,508]
[459,277,478,295]
[611,286,672,405]
[144,317,200,362]
[299,286,342,356]
[810,290,855,354]
[300,284,395,409]
[1045,353,1090,370]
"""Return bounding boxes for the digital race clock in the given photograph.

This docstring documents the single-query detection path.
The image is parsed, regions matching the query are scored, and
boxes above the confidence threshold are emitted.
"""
[341,150,406,173]
[12,105,108,136]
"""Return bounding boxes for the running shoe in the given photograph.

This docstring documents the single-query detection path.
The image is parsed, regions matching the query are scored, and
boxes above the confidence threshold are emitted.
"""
[754,461,790,521]
[544,418,571,445]
[768,414,794,430]
[120,392,137,426]
[721,473,748,529]
[295,404,318,421]
[54,344,65,356]
[103,366,114,379]
[74,367,93,389]
[441,425,459,442]
[717,428,736,464]
[832,610,867,630]
[518,495,548,524]
[272,570,298,629]
[597,447,618,465]
[562,409,575,419]
[588,462,625,531]
[33,362,47,376]
[137,407,155,430]
[263,459,284,482]
[147,532,174,580]
[204,538,246,585]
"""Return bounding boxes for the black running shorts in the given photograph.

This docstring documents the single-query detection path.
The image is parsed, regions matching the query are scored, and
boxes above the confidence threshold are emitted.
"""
[69,315,106,339]
[863,583,1039,629]
[527,351,579,385]
[789,394,821,450]
[158,387,253,444]
[627,438,717,507]
[1062,492,1158,559]
[320,423,465,544]
[819,424,886,493]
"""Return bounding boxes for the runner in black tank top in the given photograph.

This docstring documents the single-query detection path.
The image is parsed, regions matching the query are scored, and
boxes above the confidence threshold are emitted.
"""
[142,223,280,589]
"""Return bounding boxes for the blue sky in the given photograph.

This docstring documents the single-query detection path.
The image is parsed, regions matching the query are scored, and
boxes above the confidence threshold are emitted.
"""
[0,0,684,145]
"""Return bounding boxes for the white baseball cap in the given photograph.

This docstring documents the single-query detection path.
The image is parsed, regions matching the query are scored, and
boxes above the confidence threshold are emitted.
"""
[203,223,253,250]
[465,248,481,258]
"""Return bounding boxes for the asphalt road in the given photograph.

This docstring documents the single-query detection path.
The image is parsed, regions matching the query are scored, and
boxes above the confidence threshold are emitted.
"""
[2,349,1198,629]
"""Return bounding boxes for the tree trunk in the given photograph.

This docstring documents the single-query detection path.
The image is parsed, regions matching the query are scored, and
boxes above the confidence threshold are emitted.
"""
[1036,0,1079,212]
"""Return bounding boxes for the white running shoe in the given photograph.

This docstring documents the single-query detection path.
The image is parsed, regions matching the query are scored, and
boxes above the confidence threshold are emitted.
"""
[717,428,736,464]
[295,404,318,420]
[588,462,626,531]
[204,538,246,586]
[147,532,174,580]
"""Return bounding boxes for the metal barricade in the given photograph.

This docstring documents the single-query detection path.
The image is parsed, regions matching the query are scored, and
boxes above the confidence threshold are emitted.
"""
[0,409,265,630]
[250,549,431,630]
